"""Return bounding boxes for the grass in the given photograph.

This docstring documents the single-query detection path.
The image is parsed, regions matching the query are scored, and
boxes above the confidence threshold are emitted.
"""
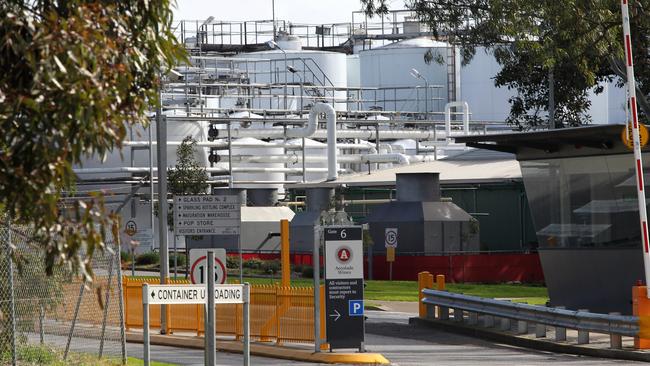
[130,275,548,305]
[0,344,175,365]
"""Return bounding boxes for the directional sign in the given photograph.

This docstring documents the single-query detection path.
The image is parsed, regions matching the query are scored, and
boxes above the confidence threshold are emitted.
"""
[143,284,244,305]
[173,195,241,236]
[385,227,398,248]
[324,226,365,350]
[189,249,227,285]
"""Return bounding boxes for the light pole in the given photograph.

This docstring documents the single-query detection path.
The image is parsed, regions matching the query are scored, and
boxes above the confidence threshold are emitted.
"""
[267,40,288,111]
[410,68,429,120]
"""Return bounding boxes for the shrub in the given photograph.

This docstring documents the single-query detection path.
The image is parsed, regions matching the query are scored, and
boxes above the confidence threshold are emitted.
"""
[292,264,303,274]
[301,265,314,278]
[120,250,132,263]
[135,251,159,265]
[243,258,263,269]
[226,255,239,269]
[262,259,281,274]
[168,253,186,267]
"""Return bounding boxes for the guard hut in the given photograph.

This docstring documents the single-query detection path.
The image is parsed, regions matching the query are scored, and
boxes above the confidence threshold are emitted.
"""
[456,124,649,314]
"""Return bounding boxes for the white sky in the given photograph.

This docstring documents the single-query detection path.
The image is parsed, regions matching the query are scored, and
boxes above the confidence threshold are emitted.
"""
[173,0,407,24]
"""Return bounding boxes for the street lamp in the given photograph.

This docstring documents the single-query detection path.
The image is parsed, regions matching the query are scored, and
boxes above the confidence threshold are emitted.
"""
[267,40,288,110]
[410,68,429,120]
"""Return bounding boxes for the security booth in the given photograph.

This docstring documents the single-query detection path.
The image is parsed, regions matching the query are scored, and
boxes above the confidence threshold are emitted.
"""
[457,124,649,314]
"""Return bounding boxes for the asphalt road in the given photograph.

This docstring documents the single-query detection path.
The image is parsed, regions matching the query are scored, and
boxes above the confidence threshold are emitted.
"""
[127,309,643,366]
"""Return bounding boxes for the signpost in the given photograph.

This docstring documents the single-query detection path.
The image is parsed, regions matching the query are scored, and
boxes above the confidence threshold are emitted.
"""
[189,248,227,284]
[141,253,249,366]
[324,226,365,350]
[385,228,398,281]
[173,195,241,236]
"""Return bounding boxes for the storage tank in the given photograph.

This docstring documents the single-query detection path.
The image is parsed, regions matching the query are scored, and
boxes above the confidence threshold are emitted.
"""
[285,138,329,182]
[216,137,285,192]
[234,49,348,111]
[359,37,455,114]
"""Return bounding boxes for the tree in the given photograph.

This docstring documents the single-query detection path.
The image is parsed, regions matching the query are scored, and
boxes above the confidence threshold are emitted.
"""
[165,136,210,229]
[0,1,185,278]
[361,0,650,130]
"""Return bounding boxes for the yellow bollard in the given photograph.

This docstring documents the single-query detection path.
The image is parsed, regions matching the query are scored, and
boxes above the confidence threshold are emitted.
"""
[436,274,446,291]
[634,285,650,349]
[280,219,291,287]
[418,272,433,318]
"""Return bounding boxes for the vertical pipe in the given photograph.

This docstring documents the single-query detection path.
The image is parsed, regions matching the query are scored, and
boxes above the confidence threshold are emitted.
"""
[228,123,233,188]
[143,284,150,366]
[7,227,16,366]
[206,251,216,366]
[621,0,650,291]
[281,219,290,287]
[173,235,178,280]
[156,113,169,333]
[243,283,250,366]
[313,226,321,353]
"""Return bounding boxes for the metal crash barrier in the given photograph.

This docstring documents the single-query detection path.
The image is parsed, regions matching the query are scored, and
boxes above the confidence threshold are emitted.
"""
[123,276,325,344]
[417,271,640,349]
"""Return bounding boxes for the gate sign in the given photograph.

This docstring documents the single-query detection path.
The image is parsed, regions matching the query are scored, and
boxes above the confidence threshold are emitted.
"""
[189,249,227,285]
[385,227,398,248]
[125,220,137,237]
[144,284,244,305]
[324,226,364,350]
[173,195,241,236]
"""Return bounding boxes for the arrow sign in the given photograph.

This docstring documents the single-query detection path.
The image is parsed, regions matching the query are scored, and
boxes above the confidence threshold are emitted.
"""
[329,309,341,321]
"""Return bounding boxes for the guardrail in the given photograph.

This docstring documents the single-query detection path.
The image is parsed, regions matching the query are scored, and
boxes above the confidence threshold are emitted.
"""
[417,271,640,349]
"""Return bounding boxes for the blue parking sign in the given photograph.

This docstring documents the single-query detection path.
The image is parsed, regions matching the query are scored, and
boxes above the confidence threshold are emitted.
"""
[349,300,364,316]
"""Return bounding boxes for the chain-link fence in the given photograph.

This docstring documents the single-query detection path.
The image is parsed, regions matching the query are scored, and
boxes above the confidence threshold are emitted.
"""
[0,224,126,365]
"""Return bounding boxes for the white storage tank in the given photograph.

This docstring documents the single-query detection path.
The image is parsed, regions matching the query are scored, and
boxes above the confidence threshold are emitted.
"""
[216,137,285,192]
[359,37,454,114]
[286,138,329,182]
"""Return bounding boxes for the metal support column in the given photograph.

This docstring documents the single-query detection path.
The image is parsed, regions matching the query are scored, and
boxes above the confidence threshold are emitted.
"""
[313,226,321,353]
[156,114,170,333]
[206,251,216,366]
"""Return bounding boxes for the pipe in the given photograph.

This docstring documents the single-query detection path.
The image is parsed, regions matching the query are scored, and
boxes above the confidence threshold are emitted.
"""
[444,101,470,139]
[228,128,438,140]
[287,103,337,181]
[361,153,410,165]
[73,166,347,174]
[229,153,420,165]
[122,140,376,151]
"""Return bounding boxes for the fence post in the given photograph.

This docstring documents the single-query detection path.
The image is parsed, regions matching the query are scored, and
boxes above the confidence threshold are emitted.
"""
[64,281,85,360]
[99,249,117,359]
[143,283,150,366]
[243,283,250,366]
[418,271,432,318]
[435,275,448,320]
[6,226,16,366]
[39,305,44,345]
[275,284,281,344]
[577,309,589,344]
[555,306,566,341]
[609,312,622,349]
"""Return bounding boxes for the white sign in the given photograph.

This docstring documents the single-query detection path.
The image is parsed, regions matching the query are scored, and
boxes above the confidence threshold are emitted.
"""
[325,240,363,279]
[189,249,227,285]
[385,227,398,248]
[144,284,244,305]
[173,195,241,236]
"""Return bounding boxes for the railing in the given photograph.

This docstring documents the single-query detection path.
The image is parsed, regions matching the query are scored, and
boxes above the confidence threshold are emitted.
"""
[417,271,640,349]
[123,277,325,344]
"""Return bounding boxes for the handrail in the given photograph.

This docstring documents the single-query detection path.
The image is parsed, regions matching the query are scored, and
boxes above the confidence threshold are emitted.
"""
[421,288,639,337]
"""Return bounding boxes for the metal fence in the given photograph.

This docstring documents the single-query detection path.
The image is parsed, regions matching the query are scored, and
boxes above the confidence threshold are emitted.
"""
[124,277,324,344]
[0,224,126,365]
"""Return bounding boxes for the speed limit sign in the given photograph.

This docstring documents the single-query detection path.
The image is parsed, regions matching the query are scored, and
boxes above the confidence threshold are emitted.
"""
[189,249,227,284]
[385,228,398,248]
